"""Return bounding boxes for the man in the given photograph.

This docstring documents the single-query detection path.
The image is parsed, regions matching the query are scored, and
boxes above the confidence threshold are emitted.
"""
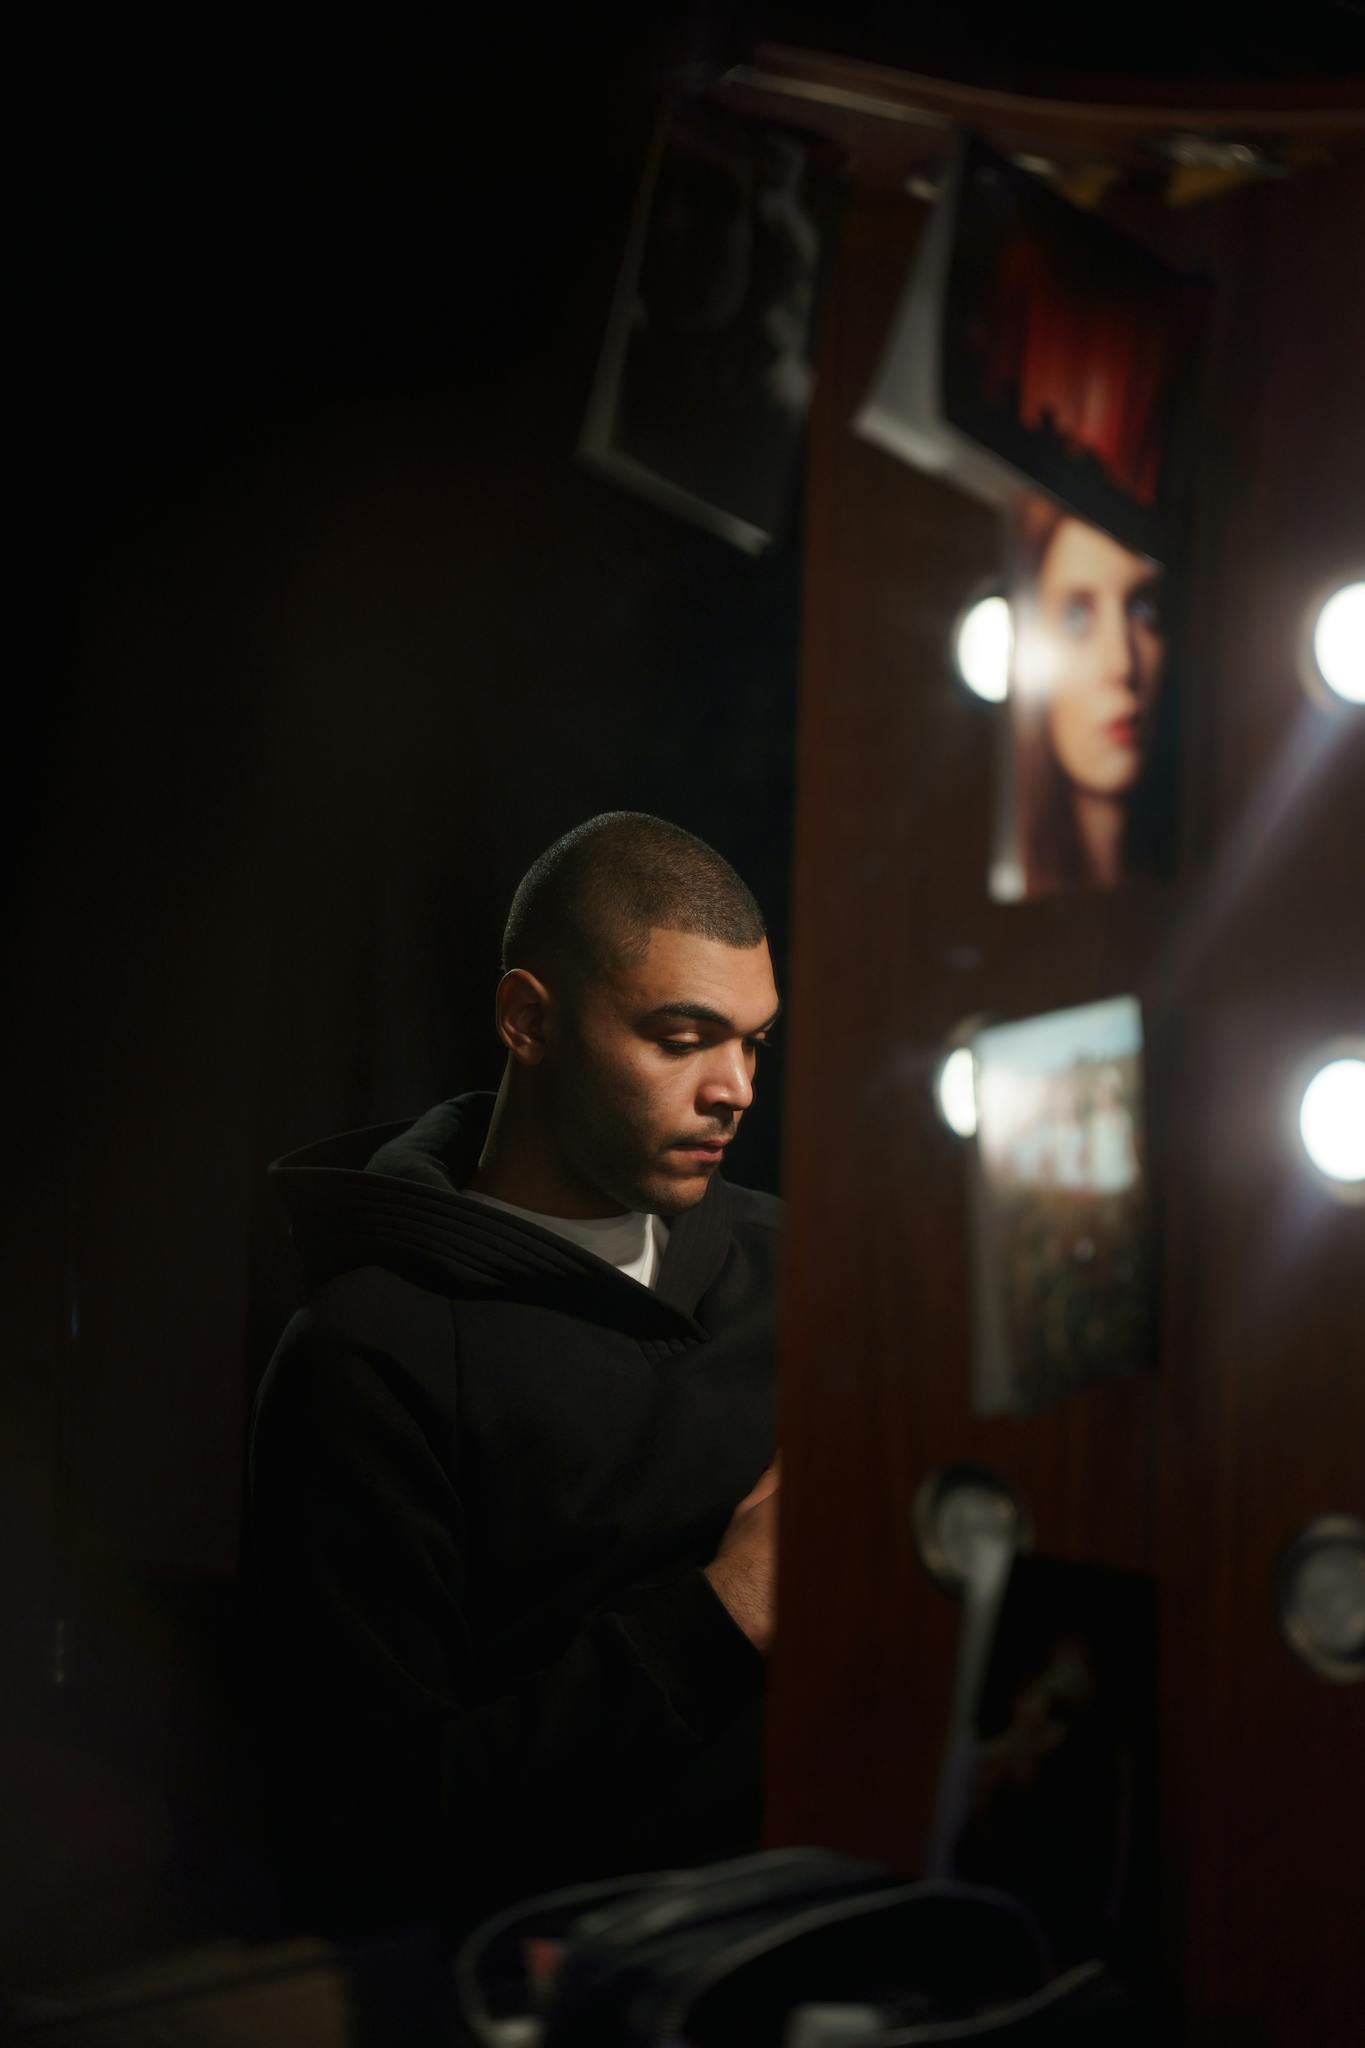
[248,813,782,1938]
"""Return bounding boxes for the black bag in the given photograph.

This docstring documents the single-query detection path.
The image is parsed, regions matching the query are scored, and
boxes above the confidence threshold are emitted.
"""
[453,1846,1141,2046]
[454,1848,887,2044]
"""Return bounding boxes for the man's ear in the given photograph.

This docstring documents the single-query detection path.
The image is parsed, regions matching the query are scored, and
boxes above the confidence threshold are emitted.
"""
[495,968,553,1066]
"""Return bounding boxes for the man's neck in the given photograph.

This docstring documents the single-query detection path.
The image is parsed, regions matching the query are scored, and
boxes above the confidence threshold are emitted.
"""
[468,1077,627,1221]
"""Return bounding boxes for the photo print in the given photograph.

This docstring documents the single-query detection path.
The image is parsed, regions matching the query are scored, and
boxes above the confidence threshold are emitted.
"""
[859,134,1206,565]
[969,995,1154,1416]
[580,107,840,554]
[948,1553,1159,1972]
[991,492,1180,902]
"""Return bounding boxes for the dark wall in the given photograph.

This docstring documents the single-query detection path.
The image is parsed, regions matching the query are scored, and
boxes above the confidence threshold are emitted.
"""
[18,19,798,1539]
[5,21,799,1977]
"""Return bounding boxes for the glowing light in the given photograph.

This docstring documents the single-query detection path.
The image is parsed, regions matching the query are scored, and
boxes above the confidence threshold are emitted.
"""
[954,595,1011,703]
[937,1046,978,1138]
[1299,1056,1365,1186]
[1312,582,1365,704]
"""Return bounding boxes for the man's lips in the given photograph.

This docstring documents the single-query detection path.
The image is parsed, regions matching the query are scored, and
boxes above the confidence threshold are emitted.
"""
[668,1136,731,1161]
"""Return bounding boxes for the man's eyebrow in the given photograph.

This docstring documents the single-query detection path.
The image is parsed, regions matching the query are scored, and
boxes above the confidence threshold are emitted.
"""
[643,1000,782,1033]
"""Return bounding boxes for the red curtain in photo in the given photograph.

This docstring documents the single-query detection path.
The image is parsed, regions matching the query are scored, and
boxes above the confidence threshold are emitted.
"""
[980,233,1181,509]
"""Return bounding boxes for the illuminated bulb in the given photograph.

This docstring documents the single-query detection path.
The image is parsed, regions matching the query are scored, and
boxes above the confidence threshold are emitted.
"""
[1312,582,1365,704]
[1299,1056,1365,1185]
[937,1046,978,1138]
[954,595,1011,703]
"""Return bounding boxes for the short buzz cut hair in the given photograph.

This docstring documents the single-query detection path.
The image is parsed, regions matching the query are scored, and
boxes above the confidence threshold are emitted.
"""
[502,813,766,980]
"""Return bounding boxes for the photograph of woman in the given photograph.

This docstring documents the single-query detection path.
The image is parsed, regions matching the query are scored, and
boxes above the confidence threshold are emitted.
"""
[997,493,1178,899]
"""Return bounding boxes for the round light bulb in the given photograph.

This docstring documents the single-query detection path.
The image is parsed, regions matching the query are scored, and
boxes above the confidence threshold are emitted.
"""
[1312,582,1365,705]
[954,594,1011,704]
[937,1046,978,1138]
[1299,1056,1365,1186]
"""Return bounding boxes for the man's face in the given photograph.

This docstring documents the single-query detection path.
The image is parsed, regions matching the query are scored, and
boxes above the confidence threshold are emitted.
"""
[545,928,780,1218]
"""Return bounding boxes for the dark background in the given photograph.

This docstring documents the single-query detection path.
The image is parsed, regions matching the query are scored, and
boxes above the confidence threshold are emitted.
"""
[13,12,801,1524]
[8,9,806,1979]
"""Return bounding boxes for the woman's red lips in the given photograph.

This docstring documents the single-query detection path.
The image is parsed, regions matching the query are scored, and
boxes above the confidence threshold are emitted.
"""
[1104,716,1141,746]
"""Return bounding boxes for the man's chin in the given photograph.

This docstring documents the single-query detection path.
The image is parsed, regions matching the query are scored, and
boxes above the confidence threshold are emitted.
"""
[636,1162,715,1218]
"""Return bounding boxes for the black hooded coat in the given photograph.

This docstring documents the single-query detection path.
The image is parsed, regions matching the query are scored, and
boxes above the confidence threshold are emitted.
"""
[248,1092,780,1935]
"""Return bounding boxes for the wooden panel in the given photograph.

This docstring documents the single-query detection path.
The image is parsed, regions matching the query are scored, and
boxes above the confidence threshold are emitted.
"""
[767,158,1363,2045]
[1150,164,1365,2044]
[715,44,1365,196]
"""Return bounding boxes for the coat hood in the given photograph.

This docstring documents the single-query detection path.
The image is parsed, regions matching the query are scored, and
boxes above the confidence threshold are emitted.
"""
[270,1093,740,1334]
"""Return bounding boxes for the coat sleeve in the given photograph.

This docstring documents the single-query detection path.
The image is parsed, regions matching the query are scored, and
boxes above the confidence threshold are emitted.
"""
[246,1314,764,1934]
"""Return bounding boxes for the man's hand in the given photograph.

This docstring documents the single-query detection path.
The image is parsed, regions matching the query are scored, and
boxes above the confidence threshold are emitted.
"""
[704,1458,779,1653]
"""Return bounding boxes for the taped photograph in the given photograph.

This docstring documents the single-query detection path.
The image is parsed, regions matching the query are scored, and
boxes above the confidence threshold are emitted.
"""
[992,493,1180,901]
[970,996,1154,1415]
[580,109,839,554]
[858,135,1206,565]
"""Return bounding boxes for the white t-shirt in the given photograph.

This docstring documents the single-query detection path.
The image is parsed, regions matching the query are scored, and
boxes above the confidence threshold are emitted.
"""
[462,1190,670,1290]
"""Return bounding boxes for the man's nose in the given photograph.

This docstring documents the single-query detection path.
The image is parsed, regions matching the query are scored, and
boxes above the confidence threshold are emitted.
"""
[697,1044,754,1115]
